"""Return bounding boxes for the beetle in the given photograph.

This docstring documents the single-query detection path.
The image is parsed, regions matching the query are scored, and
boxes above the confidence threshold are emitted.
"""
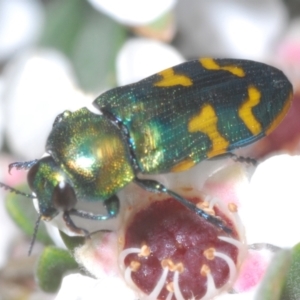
[1,58,293,250]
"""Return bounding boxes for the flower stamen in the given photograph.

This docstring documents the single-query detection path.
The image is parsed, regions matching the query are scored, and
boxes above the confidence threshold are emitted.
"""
[218,236,246,254]
[138,244,151,257]
[166,291,173,300]
[197,200,216,216]
[228,202,238,213]
[203,247,216,260]
[144,266,169,300]
[124,265,139,290]
[214,251,236,285]
[166,282,174,293]
[130,260,141,272]
[173,270,185,300]
[161,258,184,273]
[200,264,211,277]
[202,270,217,299]
[119,247,141,266]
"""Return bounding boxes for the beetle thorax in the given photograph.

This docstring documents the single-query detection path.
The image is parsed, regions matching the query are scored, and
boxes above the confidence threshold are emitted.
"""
[46,108,135,202]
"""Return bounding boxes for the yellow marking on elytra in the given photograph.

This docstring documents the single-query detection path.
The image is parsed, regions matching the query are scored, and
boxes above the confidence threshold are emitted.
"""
[171,158,195,172]
[266,91,293,135]
[199,58,245,77]
[154,68,193,87]
[188,104,229,157]
[238,86,262,135]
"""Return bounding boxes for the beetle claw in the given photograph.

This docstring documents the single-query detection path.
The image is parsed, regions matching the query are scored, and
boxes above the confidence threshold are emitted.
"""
[63,211,90,237]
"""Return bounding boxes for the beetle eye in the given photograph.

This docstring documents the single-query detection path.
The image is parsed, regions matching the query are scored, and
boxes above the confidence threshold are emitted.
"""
[52,181,77,211]
[27,160,40,190]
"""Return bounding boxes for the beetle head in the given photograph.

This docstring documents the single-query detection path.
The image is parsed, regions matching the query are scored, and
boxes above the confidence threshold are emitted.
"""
[0,155,78,255]
[27,155,77,220]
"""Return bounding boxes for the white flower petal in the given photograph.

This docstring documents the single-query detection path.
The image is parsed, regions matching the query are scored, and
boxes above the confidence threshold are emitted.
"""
[116,38,184,86]
[175,0,288,60]
[216,0,288,60]
[55,274,137,300]
[88,0,176,26]
[44,222,66,249]
[216,289,256,300]
[233,248,273,293]
[0,0,43,61]
[275,18,300,90]
[0,76,5,148]
[74,232,120,278]
[3,49,91,159]
[240,154,300,247]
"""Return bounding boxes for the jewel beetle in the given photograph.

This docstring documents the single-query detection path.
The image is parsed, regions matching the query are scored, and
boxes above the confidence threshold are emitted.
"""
[2,58,293,251]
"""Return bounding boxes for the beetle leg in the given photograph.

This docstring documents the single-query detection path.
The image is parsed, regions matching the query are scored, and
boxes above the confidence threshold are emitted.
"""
[68,209,114,221]
[248,243,281,252]
[67,194,119,221]
[8,159,39,174]
[210,152,257,166]
[228,153,257,165]
[104,194,120,217]
[134,178,232,234]
[63,211,90,237]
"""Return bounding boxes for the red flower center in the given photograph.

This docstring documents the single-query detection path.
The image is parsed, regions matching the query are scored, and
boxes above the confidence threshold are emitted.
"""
[119,197,241,300]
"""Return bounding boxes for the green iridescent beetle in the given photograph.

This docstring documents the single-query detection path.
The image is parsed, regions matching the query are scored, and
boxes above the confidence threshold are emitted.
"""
[2,58,293,246]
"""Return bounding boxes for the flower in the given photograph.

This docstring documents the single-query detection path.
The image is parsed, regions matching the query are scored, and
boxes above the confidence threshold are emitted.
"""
[0,0,43,62]
[54,154,300,299]
[116,38,184,86]
[87,0,176,26]
[55,273,136,300]
[2,50,92,159]
[56,158,248,299]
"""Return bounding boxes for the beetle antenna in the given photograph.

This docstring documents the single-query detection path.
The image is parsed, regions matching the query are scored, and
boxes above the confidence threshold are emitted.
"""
[0,182,34,199]
[8,159,38,174]
[28,214,42,256]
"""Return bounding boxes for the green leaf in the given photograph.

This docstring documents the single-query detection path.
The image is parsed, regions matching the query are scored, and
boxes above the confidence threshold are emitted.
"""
[255,248,292,300]
[39,0,86,57]
[281,243,300,300]
[5,184,52,245]
[146,11,174,31]
[39,0,127,92]
[71,10,127,92]
[36,246,79,293]
[60,230,85,251]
